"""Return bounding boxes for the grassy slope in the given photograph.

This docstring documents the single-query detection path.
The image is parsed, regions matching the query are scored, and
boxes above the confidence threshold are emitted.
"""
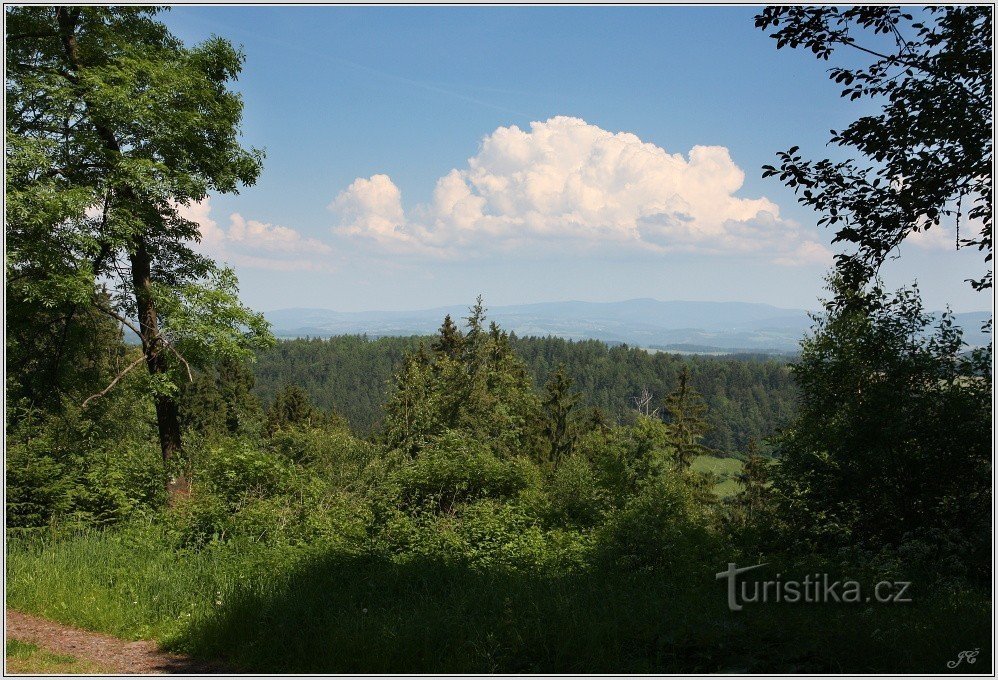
[692,455,744,498]
[6,528,990,673]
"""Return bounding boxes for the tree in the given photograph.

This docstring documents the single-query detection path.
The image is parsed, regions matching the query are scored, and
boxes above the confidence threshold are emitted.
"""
[180,356,263,438]
[734,438,771,526]
[772,277,991,576]
[541,365,581,466]
[756,6,992,293]
[6,7,273,475]
[265,384,326,435]
[430,314,463,360]
[662,367,710,470]
[382,303,542,457]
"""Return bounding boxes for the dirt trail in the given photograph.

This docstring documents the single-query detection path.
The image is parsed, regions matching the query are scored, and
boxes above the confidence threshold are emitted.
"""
[5,610,230,674]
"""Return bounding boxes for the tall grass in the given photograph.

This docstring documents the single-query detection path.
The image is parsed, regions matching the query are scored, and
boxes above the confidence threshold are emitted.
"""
[6,523,991,673]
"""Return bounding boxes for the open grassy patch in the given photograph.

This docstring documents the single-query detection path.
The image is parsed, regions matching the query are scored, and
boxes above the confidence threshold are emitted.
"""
[692,455,744,497]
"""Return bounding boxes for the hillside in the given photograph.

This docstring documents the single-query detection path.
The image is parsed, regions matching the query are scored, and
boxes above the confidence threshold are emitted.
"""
[252,334,798,453]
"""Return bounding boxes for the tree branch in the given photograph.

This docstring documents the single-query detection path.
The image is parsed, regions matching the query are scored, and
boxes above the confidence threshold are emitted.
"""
[163,339,194,384]
[81,353,146,408]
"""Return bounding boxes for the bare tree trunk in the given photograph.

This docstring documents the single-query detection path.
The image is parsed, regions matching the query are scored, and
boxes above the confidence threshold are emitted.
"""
[130,240,185,483]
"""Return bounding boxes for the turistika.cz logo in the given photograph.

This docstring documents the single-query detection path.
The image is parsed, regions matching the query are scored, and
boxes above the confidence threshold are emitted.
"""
[715,563,912,612]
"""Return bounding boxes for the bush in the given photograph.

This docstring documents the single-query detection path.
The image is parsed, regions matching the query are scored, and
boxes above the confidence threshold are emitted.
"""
[6,409,164,531]
[596,471,719,572]
[392,430,539,512]
[544,454,611,527]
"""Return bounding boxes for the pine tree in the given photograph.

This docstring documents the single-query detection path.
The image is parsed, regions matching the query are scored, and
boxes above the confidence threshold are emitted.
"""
[663,367,711,470]
[430,315,463,360]
[541,365,581,466]
[735,438,771,525]
[265,384,322,435]
[381,301,542,457]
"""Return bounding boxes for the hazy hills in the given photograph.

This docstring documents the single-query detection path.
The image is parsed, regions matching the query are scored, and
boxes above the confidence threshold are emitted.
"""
[264,299,991,354]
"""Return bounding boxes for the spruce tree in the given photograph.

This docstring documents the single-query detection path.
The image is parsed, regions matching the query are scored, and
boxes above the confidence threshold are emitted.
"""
[265,384,322,435]
[735,438,771,525]
[662,367,711,470]
[430,315,463,360]
[541,365,581,466]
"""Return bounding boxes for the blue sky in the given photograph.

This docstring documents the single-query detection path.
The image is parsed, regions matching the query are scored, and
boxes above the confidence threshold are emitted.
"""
[162,6,990,314]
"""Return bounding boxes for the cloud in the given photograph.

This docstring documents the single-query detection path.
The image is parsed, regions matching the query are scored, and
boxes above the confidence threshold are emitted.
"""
[908,224,956,251]
[329,116,832,266]
[179,197,333,271]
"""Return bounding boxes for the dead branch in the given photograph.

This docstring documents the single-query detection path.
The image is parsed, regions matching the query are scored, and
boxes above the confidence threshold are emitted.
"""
[81,353,146,409]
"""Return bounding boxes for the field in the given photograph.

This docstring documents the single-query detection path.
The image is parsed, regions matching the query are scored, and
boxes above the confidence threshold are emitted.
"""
[691,455,744,497]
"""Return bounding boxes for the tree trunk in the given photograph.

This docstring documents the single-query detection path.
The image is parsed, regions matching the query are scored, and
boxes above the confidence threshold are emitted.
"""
[130,240,184,472]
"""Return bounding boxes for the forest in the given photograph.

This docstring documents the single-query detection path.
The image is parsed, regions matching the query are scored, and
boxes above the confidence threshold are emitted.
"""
[251,333,798,454]
[5,5,993,675]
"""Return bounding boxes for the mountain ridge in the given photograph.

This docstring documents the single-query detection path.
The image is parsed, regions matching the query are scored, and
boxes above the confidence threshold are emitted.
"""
[263,299,991,353]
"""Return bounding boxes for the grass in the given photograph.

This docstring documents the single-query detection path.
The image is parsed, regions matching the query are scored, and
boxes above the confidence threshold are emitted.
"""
[6,524,992,673]
[692,455,744,497]
[5,638,109,674]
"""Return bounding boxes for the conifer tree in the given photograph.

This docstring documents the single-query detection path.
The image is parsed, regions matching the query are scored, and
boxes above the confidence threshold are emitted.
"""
[381,301,542,457]
[265,384,322,435]
[430,314,463,360]
[541,365,581,466]
[735,438,771,525]
[662,367,711,470]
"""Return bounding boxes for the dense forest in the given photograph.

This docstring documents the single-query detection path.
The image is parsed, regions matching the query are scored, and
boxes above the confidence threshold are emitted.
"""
[252,334,797,454]
[5,5,992,675]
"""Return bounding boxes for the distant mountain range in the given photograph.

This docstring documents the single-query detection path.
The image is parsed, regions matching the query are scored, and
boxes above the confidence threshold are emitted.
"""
[263,299,992,354]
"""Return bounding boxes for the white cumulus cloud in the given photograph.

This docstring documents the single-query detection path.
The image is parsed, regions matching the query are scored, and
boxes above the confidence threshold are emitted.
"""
[179,197,333,271]
[329,116,831,266]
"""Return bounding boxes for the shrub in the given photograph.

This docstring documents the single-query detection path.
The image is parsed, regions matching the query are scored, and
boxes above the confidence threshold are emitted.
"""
[596,471,719,572]
[392,430,539,512]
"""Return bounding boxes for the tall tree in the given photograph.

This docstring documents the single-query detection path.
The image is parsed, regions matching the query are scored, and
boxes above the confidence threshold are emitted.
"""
[662,367,710,470]
[734,438,771,526]
[430,314,463,360]
[382,303,542,457]
[772,277,991,574]
[6,6,272,475]
[541,365,581,466]
[265,384,325,435]
[756,6,992,294]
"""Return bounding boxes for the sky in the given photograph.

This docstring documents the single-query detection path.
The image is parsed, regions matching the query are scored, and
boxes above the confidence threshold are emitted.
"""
[161,6,991,314]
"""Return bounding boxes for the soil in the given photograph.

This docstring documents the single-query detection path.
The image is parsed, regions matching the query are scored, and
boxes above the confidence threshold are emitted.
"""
[5,610,231,674]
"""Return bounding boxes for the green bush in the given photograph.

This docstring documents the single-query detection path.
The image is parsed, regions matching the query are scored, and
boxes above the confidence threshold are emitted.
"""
[544,454,611,527]
[596,471,719,572]
[6,409,164,531]
[392,430,539,512]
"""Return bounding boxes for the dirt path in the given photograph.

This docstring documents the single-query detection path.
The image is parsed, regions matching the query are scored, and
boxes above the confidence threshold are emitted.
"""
[6,610,231,674]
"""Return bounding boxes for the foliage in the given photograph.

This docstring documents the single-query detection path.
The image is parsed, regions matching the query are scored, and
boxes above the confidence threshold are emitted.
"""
[771,278,992,577]
[6,6,272,463]
[381,302,543,458]
[540,365,583,466]
[756,6,993,292]
[252,334,798,453]
[6,401,165,530]
[662,367,712,469]
[179,357,263,438]
[263,384,339,436]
